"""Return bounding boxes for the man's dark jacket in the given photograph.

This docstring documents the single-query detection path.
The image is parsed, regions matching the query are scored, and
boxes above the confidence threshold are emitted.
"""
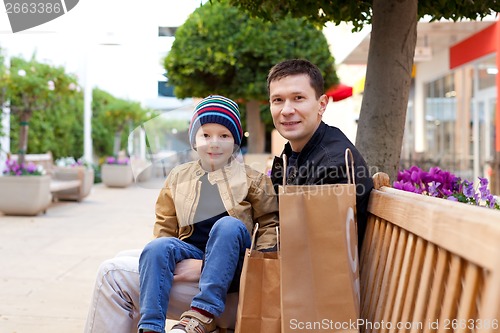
[270,121,374,247]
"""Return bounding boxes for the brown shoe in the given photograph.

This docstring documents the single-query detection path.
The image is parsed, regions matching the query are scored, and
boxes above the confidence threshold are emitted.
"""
[170,310,216,333]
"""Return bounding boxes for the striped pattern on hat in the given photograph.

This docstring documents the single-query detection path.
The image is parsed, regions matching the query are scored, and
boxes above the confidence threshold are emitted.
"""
[189,95,243,147]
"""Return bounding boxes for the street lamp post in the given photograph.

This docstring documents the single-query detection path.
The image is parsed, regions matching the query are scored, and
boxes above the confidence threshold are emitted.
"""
[83,51,93,164]
[82,36,121,164]
[1,52,10,171]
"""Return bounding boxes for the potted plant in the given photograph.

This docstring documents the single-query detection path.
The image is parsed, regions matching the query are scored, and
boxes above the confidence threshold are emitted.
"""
[101,155,133,188]
[0,158,52,215]
[92,93,154,188]
[0,54,80,215]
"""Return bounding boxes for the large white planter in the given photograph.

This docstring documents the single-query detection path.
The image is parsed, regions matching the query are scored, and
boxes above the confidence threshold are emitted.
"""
[101,164,133,188]
[52,166,95,201]
[0,175,52,216]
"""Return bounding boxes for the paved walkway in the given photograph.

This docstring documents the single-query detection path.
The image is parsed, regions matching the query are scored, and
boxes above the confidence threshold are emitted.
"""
[0,183,160,333]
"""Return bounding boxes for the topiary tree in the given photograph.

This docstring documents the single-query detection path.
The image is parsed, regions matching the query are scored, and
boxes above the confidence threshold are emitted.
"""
[164,0,338,153]
[92,88,155,158]
[9,86,84,160]
[5,55,80,165]
[228,0,499,180]
[91,88,116,158]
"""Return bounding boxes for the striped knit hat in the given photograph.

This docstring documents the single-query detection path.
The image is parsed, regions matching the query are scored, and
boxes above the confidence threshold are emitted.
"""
[189,95,243,148]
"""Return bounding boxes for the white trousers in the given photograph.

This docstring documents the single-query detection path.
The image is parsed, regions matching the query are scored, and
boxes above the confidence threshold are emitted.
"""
[84,249,238,333]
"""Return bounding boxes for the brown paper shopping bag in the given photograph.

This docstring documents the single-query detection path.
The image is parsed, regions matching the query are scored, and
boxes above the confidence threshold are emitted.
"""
[279,149,360,333]
[235,225,281,333]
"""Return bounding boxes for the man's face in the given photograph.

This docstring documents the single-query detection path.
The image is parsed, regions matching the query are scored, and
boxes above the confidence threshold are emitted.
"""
[269,74,328,152]
[195,123,235,171]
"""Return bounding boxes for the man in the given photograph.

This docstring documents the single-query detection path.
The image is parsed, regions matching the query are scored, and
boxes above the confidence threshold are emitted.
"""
[84,59,373,333]
[267,59,373,245]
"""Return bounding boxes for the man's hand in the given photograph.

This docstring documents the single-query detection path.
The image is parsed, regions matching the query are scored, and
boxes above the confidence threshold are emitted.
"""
[173,259,202,282]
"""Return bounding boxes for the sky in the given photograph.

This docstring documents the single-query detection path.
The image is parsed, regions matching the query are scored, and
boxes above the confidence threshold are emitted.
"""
[0,0,205,102]
[0,0,204,34]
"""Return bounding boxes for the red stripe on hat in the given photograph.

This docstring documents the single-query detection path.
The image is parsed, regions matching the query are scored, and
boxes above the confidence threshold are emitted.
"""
[190,106,242,135]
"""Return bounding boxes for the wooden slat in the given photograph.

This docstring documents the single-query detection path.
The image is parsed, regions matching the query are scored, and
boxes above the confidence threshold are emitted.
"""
[476,261,500,333]
[379,229,407,333]
[361,217,382,316]
[371,225,400,332]
[455,262,481,333]
[410,243,436,333]
[388,233,416,333]
[367,222,394,324]
[363,219,388,320]
[360,215,376,275]
[400,237,426,333]
[437,255,463,333]
[423,249,449,333]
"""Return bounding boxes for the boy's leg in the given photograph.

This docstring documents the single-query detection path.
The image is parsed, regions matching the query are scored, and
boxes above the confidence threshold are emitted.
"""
[138,237,203,333]
[192,216,251,316]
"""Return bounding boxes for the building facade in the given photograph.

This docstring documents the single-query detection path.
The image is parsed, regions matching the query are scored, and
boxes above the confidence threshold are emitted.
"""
[338,18,499,194]
[410,20,499,193]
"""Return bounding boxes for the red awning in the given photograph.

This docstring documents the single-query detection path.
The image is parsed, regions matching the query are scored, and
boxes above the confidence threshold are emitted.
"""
[325,83,353,101]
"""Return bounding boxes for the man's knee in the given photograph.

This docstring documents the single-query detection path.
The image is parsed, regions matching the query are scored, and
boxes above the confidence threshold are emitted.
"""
[96,256,139,286]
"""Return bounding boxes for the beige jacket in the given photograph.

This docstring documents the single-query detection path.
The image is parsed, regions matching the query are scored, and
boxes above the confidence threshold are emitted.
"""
[154,159,279,250]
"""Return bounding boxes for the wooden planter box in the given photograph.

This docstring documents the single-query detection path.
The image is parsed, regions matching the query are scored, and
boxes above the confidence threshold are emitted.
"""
[101,164,133,188]
[0,175,52,216]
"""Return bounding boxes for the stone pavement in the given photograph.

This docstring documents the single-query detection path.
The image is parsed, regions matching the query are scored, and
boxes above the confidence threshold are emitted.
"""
[0,183,161,333]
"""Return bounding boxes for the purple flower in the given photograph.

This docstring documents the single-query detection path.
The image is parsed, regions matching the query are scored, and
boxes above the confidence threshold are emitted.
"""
[3,159,43,176]
[25,163,38,173]
[393,166,499,210]
[105,156,129,165]
[462,180,476,199]
[479,177,488,186]
[478,177,490,199]
[428,181,441,197]
[106,156,117,164]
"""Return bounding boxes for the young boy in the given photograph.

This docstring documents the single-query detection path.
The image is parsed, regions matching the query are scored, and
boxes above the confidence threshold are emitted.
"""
[138,95,279,333]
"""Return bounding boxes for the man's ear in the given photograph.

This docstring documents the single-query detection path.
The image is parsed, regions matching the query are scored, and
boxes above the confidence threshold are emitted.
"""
[318,94,329,116]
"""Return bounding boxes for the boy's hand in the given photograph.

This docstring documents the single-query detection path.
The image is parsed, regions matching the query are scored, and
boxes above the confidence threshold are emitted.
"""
[173,259,202,282]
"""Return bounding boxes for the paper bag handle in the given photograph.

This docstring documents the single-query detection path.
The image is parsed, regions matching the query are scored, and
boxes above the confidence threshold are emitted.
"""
[345,148,356,186]
[249,223,280,255]
[282,154,287,188]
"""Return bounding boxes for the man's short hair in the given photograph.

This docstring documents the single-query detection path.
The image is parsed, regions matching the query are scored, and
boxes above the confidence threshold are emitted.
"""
[267,59,325,99]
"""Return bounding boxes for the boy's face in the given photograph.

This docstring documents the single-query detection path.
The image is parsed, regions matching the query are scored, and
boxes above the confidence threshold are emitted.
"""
[269,74,328,152]
[195,123,235,171]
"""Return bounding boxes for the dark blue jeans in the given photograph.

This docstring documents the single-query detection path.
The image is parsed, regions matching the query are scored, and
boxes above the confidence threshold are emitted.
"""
[138,216,251,333]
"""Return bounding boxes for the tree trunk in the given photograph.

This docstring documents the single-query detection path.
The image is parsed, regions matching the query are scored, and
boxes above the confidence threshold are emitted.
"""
[17,112,30,165]
[246,100,265,154]
[113,130,122,156]
[355,0,418,182]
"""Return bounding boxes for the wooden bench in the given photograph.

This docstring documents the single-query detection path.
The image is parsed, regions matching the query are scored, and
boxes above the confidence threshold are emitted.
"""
[10,152,92,201]
[360,172,500,333]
